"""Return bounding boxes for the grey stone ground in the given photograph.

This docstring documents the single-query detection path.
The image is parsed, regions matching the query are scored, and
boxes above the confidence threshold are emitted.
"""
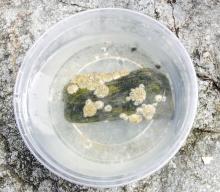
[0,0,220,191]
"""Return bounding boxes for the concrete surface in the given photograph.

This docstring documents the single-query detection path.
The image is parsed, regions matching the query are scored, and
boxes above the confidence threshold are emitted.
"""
[0,0,220,191]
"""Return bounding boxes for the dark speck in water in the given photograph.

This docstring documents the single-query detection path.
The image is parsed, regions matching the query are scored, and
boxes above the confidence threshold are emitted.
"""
[131,47,137,52]
[119,60,123,65]
[155,65,161,69]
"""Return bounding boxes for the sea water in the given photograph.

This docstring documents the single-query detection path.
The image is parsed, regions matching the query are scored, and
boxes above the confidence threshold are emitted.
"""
[43,35,174,163]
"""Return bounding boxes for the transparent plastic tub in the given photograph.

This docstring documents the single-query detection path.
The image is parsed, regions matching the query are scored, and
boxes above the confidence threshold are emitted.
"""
[14,8,198,187]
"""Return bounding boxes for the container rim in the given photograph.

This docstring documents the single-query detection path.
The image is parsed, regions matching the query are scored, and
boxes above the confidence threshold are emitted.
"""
[13,8,198,187]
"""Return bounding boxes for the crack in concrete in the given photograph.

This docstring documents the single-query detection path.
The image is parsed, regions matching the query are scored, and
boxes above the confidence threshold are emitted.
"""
[197,72,220,92]
[126,0,131,8]
[153,0,160,20]
[58,0,91,10]
[193,128,220,134]
[193,48,220,92]
[167,0,179,38]
[154,8,160,20]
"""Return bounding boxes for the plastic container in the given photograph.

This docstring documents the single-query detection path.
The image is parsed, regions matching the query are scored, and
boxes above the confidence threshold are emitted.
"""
[14,8,198,187]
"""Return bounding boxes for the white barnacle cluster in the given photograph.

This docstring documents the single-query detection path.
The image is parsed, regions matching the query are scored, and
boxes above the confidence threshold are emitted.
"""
[70,70,129,99]
[119,113,143,124]
[94,84,109,98]
[66,84,79,94]
[136,104,156,120]
[94,100,104,110]
[71,70,130,118]
[119,113,129,121]
[83,99,113,118]
[128,114,143,124]
[71,70,167,124]
[127,84,146,105]
[83,99,97,118]
[83,99,105,117]
[119,93,167,124]
[119,104,156,124]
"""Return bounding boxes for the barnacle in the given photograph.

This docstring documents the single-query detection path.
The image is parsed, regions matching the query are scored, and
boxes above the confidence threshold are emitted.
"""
[94,101,104,110]
[128,114,143,124]
[104,105,112,112]
[129,84,146,105]
[141,104,156,120]
[119,113,128,121]
[94,84,109,98]
[83,99,97,117]
[67,84,79,94]
[64,68,171,123]
[155,94,166,102]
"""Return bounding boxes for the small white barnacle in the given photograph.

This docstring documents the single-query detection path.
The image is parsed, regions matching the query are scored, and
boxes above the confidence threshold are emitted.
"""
[155,94,166,102]
[83,99,97,117]
[104,104,112,112]
[162,96,166,102]
[128,114,143,124]
[155,95,163,102]
[139,84,145,89]
[141,104,156,120]
[94,84,109,98]
[67,84,79,94]
[73,74,89,88]
[94,100,104,110]
[85,80,97,91]
[136,107,143,114]
[119,113,128,121]
[134,101,139,106]
[129,85,146,105]
[126,96,131,101]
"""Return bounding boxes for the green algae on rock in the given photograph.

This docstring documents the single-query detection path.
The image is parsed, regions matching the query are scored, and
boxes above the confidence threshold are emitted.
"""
[63,68,171,123]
